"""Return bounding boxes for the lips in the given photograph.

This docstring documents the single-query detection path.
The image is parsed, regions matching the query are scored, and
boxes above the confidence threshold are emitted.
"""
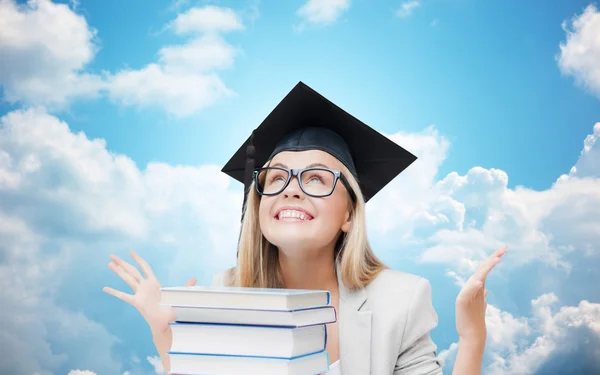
[274,207,314,221]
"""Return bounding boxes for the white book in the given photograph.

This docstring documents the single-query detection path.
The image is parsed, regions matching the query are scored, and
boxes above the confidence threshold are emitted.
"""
[170,322,327,359]
[168,351,330,375]
[173,305,336,327]
[160,286,330,310]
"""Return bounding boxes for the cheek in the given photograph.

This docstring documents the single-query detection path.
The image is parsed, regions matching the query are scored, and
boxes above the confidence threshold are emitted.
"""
[258,198,273,225]
[317,197,348,225]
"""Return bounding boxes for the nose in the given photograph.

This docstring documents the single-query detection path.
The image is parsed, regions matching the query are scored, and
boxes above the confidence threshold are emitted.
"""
[282,175,304,199]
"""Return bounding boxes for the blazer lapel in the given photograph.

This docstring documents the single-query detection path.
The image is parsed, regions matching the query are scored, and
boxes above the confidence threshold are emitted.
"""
[336,265,372,375]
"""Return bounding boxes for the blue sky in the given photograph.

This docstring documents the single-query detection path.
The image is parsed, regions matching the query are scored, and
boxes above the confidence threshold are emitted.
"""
[1,1,599,375]
[3,0,596,190]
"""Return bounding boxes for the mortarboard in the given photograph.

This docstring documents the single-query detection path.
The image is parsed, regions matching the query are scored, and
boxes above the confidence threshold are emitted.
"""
[221,81,417,215]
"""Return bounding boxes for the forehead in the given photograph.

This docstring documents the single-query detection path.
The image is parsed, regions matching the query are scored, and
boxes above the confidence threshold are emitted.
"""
[268,150,344,169]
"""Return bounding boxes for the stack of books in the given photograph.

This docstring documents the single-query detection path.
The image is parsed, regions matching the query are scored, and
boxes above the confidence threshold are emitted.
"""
[160,284,336,375]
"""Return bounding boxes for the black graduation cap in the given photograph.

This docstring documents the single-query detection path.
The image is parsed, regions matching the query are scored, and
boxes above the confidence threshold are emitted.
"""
[221,81,417,214]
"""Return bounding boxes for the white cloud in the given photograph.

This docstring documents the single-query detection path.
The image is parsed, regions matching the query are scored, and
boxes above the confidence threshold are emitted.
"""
[366,125,453,238]
[0,108,241,373]
[557,4,600,99]
[0,1,244,117]
[396,1,421,18]
[0,0,104,109]
[439,294,600,374]
[147,356,165,374]
[0,106,241,273]
[565,122,600,179]
[107,65,234,118]
[367,121,600,277]
[68,371,97,375]
[296,0,350,26]
[0,233,122,375]
[0,107,148,238]
[158,34,239,73]
[105,5,244,117]
[169,5,245,34]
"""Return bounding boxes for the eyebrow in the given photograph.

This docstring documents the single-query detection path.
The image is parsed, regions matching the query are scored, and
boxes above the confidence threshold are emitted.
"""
[271,162,330,169]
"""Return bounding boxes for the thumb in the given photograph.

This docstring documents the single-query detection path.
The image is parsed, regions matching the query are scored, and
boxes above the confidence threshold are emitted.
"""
[185,277,197,287]
[461,279,483,301]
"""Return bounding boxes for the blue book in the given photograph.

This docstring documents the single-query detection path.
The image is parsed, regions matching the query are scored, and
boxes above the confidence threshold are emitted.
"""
[160,285,331,310]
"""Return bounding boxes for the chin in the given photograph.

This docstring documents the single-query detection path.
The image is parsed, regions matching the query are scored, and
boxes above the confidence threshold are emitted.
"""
[264,224,339,257]
[265,224,315,248]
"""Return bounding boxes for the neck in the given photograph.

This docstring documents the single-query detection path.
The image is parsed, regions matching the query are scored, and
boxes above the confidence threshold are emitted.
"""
[278,249,339,291]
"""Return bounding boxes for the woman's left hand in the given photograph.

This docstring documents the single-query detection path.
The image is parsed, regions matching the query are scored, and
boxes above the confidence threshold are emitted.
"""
[455,245,507,345]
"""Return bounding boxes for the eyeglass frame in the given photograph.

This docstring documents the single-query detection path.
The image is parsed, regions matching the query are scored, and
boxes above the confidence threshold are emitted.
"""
[253,166,357,202]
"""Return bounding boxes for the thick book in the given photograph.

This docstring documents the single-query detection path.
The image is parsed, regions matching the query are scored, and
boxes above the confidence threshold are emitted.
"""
[173,305,336,327]
[169,322,327,359]
[168,351,329,375]
[160,285,330,310]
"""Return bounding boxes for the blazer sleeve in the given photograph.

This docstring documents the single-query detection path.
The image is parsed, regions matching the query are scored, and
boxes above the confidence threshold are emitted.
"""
[395,277,443,375]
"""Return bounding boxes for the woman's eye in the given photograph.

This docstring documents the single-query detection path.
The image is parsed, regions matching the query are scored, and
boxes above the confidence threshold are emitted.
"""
[305,175,323,184]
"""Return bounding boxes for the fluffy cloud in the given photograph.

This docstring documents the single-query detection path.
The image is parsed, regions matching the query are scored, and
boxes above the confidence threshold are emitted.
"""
[296,0,350,27]
[0,108,241,373]
[147,355,165,374]
[396,1,421,18]
[0,227,122,375]
[0,0,105,109]
[0,109,126,374]
[439,294,600,374]
[105,5,242,117]
[0,1,244,117]
[107,65,233,118]
[557,4,600,99]
[106,5,243,117]
[0,106,241,275]
[367,121,600,277]
[168,5,245,34]
[565,122,600,179]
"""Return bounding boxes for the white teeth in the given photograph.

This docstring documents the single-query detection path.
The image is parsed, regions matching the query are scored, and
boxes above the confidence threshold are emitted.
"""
[279,210,309,220]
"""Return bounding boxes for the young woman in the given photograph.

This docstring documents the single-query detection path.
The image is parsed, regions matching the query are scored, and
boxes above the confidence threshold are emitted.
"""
[104,82,506,375]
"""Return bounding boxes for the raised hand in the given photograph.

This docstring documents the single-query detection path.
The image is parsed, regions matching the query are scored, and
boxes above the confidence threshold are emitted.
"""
[455,245,507,344]
[103,250,197,335]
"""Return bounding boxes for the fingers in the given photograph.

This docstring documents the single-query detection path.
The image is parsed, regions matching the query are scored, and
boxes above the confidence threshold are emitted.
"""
[130,250,155,280]
[492,245,508,257]
[108,261,139,291]
[473,245,507,283]
[458,278,483,302]
[185,277,197,287]
[110,254,143,281]
[103,286,135,305]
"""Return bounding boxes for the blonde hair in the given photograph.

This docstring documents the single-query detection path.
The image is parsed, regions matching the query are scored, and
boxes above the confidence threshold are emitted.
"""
[226,161,387,290]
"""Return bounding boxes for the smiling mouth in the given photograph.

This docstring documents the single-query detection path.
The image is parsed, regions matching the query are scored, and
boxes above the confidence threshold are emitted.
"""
[275,209,314,221]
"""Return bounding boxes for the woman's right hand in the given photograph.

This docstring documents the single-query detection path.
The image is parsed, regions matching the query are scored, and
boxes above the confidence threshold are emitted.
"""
[103,250,197,336]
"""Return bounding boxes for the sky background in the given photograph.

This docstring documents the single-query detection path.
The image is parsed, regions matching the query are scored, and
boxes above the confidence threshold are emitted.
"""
[1,0,599,374]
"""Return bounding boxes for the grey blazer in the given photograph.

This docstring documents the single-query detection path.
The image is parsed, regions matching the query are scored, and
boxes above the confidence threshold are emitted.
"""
[212,267,443,375]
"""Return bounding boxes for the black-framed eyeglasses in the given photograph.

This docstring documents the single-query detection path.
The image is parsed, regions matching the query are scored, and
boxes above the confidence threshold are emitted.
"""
[253,167,357,202]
